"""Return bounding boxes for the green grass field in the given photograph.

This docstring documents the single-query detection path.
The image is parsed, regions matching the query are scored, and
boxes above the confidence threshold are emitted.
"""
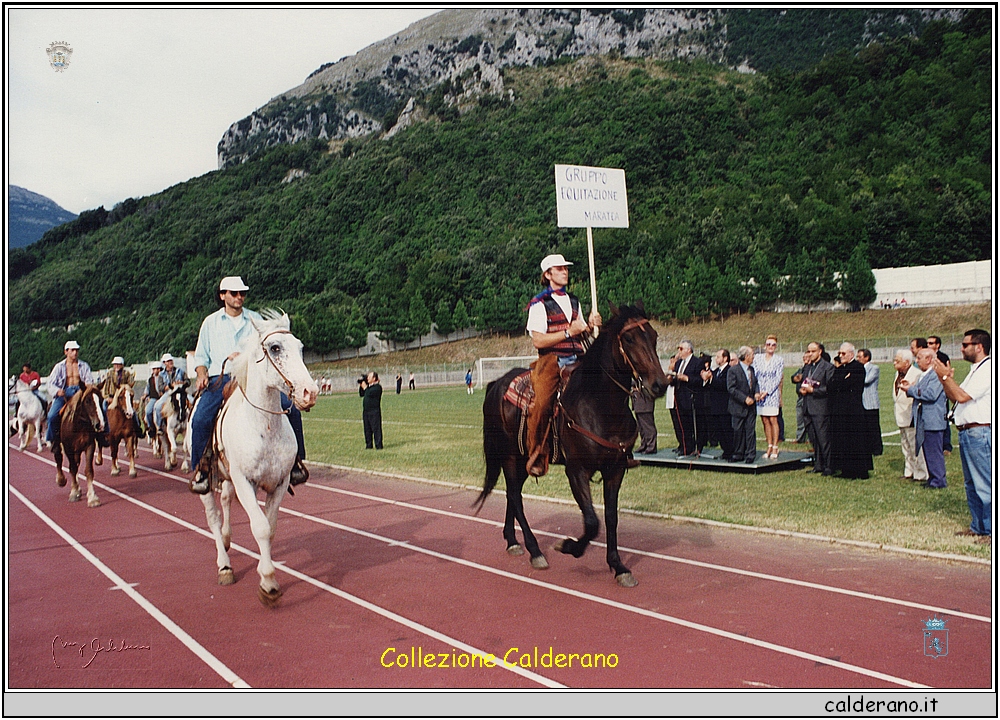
[302,363,988,560]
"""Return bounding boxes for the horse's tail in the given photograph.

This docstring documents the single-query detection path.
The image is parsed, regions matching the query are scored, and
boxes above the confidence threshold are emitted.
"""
[474,369,524,512]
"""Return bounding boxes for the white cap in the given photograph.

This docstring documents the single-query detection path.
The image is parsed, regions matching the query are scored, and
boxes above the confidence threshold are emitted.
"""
[540,254,574,273]
[64,340,80,351]
[151,361,164,370]
[112,356,125,365]
[219,275,249,292]
[160,353,173,363]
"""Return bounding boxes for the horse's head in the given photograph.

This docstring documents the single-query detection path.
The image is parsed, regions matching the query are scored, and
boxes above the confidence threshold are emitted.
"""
[112,385,135,418]
[236,310,319,410]
[170,385,190,423]
[606,301,668,399]
[70,386,105,434]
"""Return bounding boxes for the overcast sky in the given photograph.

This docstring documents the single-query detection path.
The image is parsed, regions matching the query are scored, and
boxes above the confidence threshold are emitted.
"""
[6,7,440,214]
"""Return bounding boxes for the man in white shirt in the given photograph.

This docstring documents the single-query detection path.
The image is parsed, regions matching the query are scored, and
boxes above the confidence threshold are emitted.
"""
[935,329,991,544]
[524,253,601,476]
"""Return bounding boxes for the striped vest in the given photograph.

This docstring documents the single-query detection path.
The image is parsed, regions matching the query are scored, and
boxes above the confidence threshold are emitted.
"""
[537,293,583,358]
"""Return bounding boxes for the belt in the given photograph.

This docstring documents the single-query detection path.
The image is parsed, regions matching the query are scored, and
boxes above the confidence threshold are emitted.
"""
[957,423,990,431]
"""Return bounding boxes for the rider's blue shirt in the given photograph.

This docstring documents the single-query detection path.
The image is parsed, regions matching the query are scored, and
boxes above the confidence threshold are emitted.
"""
[193,307,264,377]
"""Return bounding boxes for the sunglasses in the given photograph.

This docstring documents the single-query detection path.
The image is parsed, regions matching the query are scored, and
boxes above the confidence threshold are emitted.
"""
[765,342,777,347]
[226,290,247,297]
[961,341,978,348]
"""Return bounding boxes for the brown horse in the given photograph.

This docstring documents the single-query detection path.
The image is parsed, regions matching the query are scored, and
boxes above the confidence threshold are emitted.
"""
[106,384,139,478]
[477,302,668,587]
[53,384,106,507]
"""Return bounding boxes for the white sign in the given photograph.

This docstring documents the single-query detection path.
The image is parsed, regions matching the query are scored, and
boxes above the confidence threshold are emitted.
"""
[554,164,629,228]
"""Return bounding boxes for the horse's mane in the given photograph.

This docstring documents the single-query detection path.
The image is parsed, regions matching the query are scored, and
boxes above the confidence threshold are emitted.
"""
[577,304,648,371]
[229,309,290,390]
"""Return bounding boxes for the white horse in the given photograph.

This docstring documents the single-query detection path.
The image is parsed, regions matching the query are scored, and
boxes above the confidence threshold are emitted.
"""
[186,310,318,606]
[158,386,190,472]
[9,377,47,452]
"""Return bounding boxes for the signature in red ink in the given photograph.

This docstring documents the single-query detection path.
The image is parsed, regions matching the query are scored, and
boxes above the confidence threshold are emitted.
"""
[51,635,151,669]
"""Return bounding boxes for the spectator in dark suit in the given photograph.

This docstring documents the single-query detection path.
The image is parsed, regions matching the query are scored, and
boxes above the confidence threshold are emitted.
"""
[795,342,834,475]
[858,348,883,457]
[667,341,708,458]
[829,343,874,479]
[703,348,735,460]
[727,346,759,463]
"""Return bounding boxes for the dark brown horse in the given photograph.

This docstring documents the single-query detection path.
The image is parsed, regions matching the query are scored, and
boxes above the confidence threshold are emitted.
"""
[476,302,668,587]
[53,384,106,507]
[106,384,140,478]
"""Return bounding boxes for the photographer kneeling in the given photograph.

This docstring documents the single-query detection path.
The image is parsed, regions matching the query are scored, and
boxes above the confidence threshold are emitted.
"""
[359,372,383,450]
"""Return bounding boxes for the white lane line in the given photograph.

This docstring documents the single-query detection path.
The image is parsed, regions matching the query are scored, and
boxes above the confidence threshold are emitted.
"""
[8,484,250,689]
[274,503,931,689]
[13,447,945,687]
[10,450,563,689]
[313,485,992,624]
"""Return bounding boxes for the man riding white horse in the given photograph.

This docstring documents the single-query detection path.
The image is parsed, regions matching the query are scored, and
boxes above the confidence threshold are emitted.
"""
[152,353,187,435]
[188,276,310,494]
[13,363,46,416]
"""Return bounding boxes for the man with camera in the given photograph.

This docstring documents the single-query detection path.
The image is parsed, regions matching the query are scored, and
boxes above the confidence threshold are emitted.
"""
[359,372,383,449]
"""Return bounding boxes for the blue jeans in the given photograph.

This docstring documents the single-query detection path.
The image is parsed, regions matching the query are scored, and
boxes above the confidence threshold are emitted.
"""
[45,386,80,443]
[959,427,991,536]
[190,376,304,468]
[145,397,158,433]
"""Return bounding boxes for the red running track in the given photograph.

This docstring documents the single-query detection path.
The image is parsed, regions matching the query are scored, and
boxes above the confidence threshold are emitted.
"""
[6,441,992,689]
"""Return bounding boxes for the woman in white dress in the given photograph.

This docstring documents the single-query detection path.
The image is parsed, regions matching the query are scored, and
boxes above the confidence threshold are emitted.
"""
[753,335,784,458]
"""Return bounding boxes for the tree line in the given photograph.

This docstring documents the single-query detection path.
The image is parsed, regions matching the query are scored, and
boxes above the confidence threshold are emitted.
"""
[8,18,990,373]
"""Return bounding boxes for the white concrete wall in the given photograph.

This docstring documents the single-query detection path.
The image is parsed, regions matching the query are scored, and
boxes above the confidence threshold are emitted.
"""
[870,260,992,308]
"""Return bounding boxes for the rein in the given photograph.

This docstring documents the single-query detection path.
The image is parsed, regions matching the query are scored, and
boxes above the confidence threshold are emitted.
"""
[237,329,297,417]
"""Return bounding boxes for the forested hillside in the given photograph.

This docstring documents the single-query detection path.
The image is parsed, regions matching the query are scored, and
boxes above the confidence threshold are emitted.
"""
[8,18,991,372]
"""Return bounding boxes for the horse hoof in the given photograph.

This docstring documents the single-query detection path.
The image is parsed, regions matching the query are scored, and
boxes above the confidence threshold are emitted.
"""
[615,572,638,588]
[87,497,101,509]
[530,555,549,570]
[181,462,190,473]
[258,585,283,607]
[218,568,235,586]
[56,475,66,487]
[110,467,121,477]
[164,462,173,472]
[94,455,103,466]
[506,544,524,557]
[68,491,80,502]
[129,469,138,478]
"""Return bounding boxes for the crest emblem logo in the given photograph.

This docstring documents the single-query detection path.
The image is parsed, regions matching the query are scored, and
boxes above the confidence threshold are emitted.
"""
[922,617,948,658]
[46,41,73,72]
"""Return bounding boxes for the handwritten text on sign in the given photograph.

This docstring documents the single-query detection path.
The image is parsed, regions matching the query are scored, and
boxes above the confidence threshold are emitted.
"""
[555,164,629,228]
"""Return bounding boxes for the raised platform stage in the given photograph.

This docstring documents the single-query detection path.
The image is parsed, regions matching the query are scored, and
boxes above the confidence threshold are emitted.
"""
[637,446,812,474]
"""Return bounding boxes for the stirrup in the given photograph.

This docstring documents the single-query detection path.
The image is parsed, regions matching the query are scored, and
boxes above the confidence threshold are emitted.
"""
[526,449,548,477]
[289,457,309,486]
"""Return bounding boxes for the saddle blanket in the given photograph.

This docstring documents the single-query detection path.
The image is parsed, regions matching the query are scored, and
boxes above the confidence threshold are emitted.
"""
[502,371,534,413]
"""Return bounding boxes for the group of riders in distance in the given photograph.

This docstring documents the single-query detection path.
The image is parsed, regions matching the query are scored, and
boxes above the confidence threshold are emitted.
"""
[12,261,667,603]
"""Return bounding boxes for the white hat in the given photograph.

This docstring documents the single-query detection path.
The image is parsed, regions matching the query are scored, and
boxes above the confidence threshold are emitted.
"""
[160,353,173,363]
[64,340,80,351]
[219,275,249,292]
[151,361,164,370]
[112,356,125,365]
[540,254,574,273]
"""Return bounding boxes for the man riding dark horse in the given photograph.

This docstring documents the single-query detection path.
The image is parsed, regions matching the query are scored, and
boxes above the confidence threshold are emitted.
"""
[524,253,640,476]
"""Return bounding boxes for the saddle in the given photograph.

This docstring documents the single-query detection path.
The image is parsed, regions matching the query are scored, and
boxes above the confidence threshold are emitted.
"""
[502,363,581,463]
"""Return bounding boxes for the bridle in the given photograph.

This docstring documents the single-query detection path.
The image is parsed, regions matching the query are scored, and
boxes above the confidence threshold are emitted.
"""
[602,316,654,395]
[238,329,298,416]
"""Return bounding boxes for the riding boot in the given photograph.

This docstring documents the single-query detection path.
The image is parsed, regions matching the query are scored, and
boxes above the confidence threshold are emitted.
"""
[526,354,559,477]
[189,447,213,495]
[626,451,641,469]
[289,456,309,486]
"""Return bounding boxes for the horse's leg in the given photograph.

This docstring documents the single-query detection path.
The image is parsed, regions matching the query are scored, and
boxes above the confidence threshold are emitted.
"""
[19,420,30,452]
[67,449,81,502]
[602,467,636,587]
[152,432,162,458]
[200,485,235,586]
[555,463,600,559]
[229,472,282,606]
[127,435,138,477]
[220,480,233,552]
[502,458,547,569]
[262,482,289,543]
[84,443,100,508]
[110,435,121,476]
[93,437,103,465]
[54,442,67,487]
